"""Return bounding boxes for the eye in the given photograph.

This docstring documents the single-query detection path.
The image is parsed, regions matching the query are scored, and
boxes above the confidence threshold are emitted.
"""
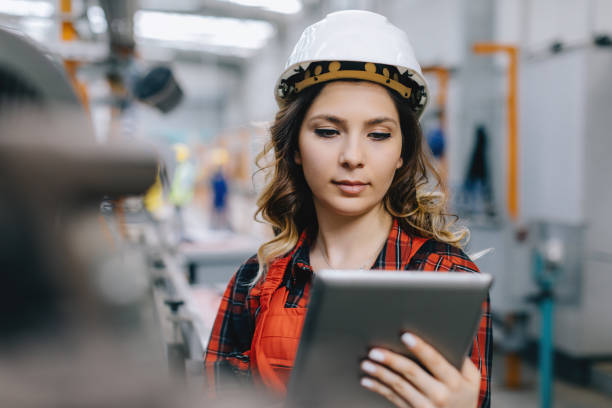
[314,128,339,138]
[369,132,391,140]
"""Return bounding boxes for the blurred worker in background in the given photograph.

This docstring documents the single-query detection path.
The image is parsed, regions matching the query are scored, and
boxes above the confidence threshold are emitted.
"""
[205,10,491,408]
[209,147,231,231]
[169,143,195,242]
[460,125,495,219]
[426,110,446,160]
[144,163,169,217]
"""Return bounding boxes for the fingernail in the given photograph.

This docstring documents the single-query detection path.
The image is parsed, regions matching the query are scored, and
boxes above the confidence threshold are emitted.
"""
[401,332,416,348]
[361,377,375,389]
[361,360,377,374]
[368,348,385,362]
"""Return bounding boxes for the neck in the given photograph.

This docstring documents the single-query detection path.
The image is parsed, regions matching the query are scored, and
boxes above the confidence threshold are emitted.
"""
[312,204,393,270]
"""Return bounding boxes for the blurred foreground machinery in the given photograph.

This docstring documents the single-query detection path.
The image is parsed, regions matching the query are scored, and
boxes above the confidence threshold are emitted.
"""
[0,25,205,407]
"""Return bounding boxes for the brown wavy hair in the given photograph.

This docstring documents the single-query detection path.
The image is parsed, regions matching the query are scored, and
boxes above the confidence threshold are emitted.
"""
[253,80,467,284]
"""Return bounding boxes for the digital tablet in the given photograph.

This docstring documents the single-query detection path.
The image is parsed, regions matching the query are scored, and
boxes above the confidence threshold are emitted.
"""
[286,270,492,408]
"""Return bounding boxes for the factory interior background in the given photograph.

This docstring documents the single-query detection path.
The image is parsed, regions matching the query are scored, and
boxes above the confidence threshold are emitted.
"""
[1,0,612,407]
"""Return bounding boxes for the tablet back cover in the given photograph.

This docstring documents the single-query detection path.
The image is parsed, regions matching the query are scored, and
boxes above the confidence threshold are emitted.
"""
[286,271,492,408]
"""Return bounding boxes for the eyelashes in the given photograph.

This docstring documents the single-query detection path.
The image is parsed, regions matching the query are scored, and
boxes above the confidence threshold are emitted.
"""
[369,132,391,140]
[314,128,339,137]
[314,128,392,140]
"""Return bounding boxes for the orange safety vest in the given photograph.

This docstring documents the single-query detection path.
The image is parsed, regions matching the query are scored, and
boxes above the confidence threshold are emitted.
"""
[250,234,429,395]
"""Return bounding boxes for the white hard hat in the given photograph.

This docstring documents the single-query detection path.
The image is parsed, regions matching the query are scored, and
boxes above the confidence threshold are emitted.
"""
[275,10,429,118]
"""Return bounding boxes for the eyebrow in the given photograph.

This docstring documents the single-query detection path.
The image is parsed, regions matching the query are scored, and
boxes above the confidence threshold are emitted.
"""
[306,114,398,127]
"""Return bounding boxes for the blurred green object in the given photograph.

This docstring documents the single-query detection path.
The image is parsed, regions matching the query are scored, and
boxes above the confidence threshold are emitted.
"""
[169,144,195,207]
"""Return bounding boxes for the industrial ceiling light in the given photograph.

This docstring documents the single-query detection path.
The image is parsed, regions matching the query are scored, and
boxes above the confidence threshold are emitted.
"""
[134,11,275,52]
[218,0,302,14]
[0,0,54,18]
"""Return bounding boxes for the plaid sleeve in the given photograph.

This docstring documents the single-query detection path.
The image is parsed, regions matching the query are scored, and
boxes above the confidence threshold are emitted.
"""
[204,255,259,394]
[407,240,492,408]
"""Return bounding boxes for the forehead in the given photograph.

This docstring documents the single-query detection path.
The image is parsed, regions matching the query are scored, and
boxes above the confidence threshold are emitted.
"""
[305,81,398,119]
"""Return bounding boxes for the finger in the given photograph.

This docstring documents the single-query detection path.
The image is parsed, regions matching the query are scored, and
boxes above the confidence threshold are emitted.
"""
[360,377,411,408]
[461,357,481,384]
[367,348,446,400]
[401,333,462,386]
[361,360,432,408]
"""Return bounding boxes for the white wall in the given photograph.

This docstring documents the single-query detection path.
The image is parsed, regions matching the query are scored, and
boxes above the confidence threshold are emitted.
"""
[381,0,464,67]
[240,33,289,125]
[519,50,586,224]
[495,0,612,49]
[578,48,612,355]
[584,49,612,257]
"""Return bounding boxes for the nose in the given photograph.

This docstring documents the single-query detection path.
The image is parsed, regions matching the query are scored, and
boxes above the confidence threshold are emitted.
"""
[339,134,365,169]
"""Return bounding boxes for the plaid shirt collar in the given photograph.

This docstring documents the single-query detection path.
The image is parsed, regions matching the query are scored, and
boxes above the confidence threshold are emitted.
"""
[289,231,314,277]
[286,217,406,279]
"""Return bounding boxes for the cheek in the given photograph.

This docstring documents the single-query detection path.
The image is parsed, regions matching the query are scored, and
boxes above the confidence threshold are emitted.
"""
[375,145,403,185]
[379,159,402,184]
[300,147,329,183]
[297,136,328,187]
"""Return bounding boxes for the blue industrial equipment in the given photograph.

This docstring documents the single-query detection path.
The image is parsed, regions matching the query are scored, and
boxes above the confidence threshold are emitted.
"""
[532,249,558,408]
[529,222,584,408]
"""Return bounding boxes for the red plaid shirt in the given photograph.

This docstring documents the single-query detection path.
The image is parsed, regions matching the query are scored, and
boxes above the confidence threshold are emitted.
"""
[205,219,492,407]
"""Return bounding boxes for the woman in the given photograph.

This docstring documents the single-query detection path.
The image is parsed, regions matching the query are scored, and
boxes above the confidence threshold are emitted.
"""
[205,10,491,408]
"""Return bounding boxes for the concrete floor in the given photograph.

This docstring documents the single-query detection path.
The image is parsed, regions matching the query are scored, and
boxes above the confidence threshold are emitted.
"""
[492,352,612,407]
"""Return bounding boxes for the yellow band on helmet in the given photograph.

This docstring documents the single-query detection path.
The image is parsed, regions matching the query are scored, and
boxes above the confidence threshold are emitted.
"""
[278,61,425,111]
[294,68,412,99]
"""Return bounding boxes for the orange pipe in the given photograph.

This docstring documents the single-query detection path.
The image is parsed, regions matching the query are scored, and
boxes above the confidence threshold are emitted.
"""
[60,0,89,111]
[59,0,72,13]
[99,214,116,248]
[64,59,89,111]
[473,43,519,220]
[114,199,128,239]
[60,0,77,41]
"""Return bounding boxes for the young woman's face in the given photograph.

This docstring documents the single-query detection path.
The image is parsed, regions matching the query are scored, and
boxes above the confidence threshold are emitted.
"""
[295,81,404,218]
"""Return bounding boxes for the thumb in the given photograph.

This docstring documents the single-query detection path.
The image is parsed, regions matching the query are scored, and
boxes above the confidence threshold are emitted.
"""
[461,357,481,384]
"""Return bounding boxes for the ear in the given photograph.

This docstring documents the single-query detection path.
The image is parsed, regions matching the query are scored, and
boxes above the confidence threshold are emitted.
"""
[396,156,403,169]
[294,150,302,165]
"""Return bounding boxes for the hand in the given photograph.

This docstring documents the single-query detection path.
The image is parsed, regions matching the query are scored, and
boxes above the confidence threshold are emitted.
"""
[359,333,480,408]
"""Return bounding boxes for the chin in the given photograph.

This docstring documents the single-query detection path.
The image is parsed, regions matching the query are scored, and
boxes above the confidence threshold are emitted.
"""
[321,197,382,218]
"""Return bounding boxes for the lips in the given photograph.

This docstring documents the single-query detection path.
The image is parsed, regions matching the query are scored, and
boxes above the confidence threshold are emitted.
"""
[333,179,369,195]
